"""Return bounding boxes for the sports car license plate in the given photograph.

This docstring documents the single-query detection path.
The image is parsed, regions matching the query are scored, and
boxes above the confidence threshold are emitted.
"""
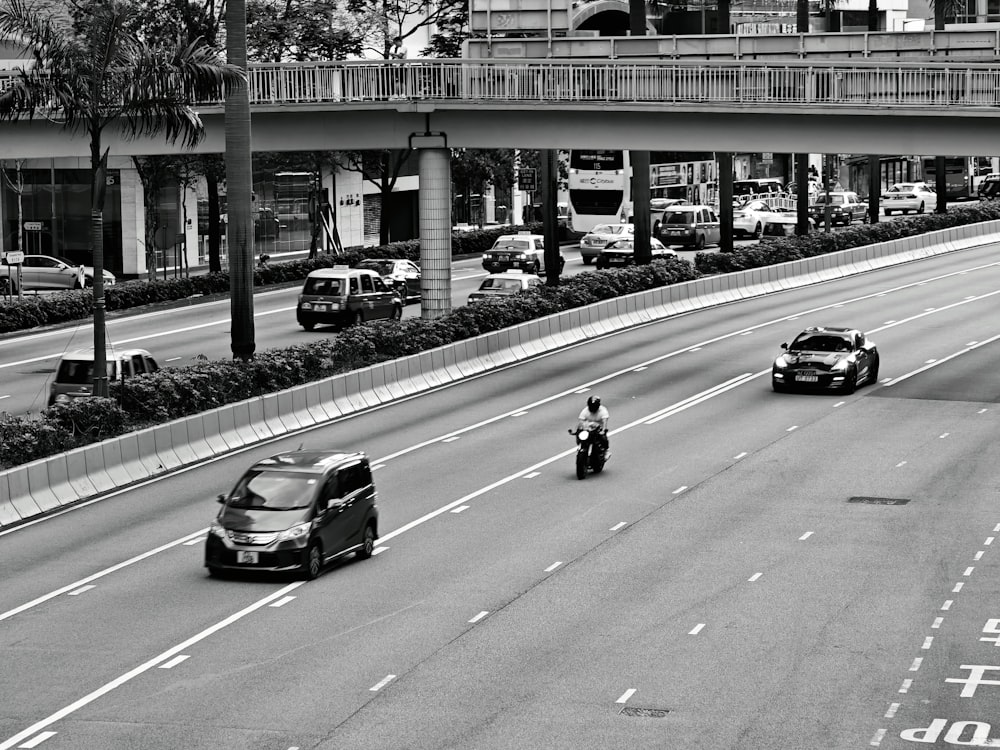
[236,550,258,564]
[796,374,819,382]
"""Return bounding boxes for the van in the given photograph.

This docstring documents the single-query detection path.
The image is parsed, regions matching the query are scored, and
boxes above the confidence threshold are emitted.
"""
[296,265,402,331]
[49,347,159,406]
[205,449,380,580]
[658,204,721,250]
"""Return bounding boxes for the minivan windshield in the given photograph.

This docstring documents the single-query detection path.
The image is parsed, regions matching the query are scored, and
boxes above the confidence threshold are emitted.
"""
[665,210,696,225]
[226,470,318,510]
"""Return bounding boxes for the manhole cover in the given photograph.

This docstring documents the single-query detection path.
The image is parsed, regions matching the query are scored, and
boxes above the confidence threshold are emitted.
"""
[620,706,670,718]
[848,496,910,506]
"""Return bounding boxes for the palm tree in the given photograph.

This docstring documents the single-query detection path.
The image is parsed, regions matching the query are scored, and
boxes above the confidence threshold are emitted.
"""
[0,0,244,394]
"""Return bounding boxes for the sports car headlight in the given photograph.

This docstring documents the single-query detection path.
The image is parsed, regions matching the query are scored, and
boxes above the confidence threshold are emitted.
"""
[830,357,850,371]
[277,521,312,542]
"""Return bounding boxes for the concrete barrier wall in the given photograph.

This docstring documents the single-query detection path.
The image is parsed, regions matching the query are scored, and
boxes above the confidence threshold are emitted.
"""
[3,221,999,528]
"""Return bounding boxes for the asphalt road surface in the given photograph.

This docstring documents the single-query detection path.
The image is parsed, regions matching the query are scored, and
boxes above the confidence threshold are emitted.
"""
[2,241,1000,749]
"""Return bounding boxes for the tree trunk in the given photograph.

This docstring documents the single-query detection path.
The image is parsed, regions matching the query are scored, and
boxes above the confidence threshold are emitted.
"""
[226,0,256,361]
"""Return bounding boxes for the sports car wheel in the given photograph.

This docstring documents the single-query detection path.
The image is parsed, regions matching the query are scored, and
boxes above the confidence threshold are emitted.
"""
[868,355,880,385]
[841,367,858,395]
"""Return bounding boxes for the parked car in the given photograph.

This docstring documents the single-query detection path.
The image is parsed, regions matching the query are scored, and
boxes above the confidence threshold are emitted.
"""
[771,325,879,394]
[1,254,116,294]
[595,237,674,269]
[657,205,721,249]
[354,258,421,303]
[481,233,564,275]
[881,182,936,215]
[809,191,867,227]
[468,270,543,304]
[205,449,380,580]
[296,265,402,331]
[49,347,159,406]
[578,223,634,265]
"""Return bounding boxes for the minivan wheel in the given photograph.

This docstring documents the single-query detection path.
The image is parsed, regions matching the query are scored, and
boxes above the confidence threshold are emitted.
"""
[695,234,706,250]
[304,543,323,580]
[301,322,315,331]
[357,525,376,559]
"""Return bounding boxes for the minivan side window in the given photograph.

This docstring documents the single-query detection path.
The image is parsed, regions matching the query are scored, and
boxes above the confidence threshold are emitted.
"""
[360,274,374,293]
[350,277,359,294]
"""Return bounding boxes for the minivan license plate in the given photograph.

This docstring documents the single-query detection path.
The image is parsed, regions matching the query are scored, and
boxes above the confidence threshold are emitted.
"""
[236,550,258,564]
[313,303,327,311]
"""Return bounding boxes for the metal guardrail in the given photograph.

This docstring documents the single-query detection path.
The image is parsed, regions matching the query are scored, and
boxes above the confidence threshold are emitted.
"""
[4,58,1000,111]
[244,60,1000,110]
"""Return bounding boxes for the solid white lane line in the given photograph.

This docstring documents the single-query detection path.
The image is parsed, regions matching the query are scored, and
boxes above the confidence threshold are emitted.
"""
[524,472,540,479]
[468,611,489,624]
[442,436,460,443]
[644,373,761,424]
[372,547,389,556]
[16,731,56,748]
[158,655,190,669]
[0,395,9,401]
[269,596,296,608]
[0,528,207,622]
[545,562,562,572]
[616,689,636,704]
[450,506,469,514]
[0,582,303,750]
[182,537,204,546]
[66,585,95,597]
[884,329,1000,387]
[370,675,396,692]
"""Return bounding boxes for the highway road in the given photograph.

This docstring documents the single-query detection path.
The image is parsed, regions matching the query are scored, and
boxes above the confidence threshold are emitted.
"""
[2,240,1000,749]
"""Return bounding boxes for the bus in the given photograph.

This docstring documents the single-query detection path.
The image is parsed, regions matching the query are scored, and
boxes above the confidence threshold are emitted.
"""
[650,159,718,206]
[920,157,994,201]
[568,150,629,233]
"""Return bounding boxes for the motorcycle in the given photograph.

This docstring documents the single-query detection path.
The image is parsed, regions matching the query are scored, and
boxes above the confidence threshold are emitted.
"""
[569,421,608,480]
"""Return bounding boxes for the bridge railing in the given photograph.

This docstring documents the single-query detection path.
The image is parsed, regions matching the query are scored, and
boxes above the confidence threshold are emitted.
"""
[5,59,1000,110]
[245,60,1000,110]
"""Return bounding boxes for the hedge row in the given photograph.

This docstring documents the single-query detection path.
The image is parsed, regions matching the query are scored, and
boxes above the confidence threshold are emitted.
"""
[693,201,1000,275]
[0,257,698,469]
[0,223,543,334]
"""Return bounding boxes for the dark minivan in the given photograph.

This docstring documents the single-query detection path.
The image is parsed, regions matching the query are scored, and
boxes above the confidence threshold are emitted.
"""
[205,450,379,580]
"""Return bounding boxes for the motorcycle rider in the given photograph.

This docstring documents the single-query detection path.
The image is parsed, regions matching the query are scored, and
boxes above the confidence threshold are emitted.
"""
[576,396,610,456]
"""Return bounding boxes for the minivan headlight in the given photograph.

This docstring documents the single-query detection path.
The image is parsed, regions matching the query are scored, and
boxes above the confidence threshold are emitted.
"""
[277,521,311,542]
[209,520,226,538]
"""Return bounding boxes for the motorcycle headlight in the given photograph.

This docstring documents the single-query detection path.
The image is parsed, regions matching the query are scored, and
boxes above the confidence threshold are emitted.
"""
[277,521,311,542]
[578,429,590,441]
[209,520,227,538]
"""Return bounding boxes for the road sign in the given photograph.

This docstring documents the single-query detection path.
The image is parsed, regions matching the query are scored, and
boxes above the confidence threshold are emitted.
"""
[4,251,24,264]
[518,167,537,192]
[23,221,42,231]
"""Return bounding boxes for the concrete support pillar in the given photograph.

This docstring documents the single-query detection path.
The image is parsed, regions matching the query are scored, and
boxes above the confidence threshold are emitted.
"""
[418,147,452,320]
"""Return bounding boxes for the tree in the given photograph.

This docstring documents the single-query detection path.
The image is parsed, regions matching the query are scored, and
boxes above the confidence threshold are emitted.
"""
[334,149,412,245]
[0,0,244,393]
[247,0,361,61]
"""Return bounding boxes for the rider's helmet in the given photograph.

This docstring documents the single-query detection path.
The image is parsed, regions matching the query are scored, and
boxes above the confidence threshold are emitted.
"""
[587,396,601,412]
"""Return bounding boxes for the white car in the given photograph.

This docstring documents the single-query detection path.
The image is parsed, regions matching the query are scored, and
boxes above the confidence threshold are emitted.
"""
[1,254,116,293]
[882,182,936,215]
[595,237,675,269]
[467,270,544,304]
[578,223,634,265]
[732,199,807,238]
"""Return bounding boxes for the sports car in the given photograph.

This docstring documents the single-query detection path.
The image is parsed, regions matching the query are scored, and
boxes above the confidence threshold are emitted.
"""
[772,326,880,394]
